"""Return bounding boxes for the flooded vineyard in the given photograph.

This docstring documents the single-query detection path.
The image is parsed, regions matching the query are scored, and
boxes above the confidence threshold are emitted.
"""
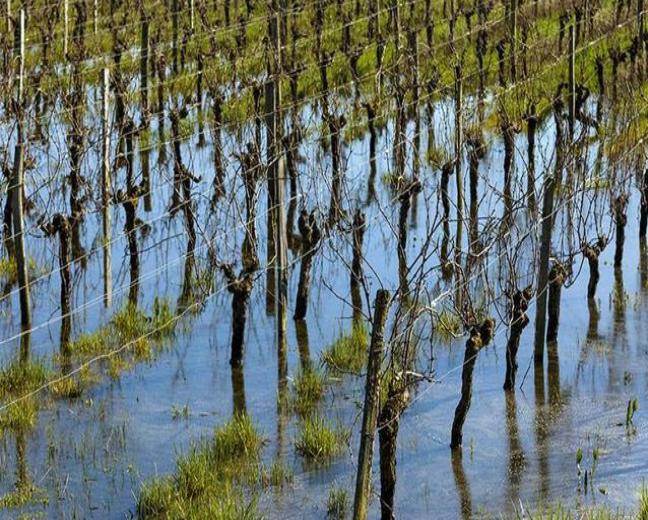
[2,0,648,518]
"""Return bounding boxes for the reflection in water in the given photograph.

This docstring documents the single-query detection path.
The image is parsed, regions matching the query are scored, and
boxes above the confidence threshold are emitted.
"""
[451,449,472,520]
[640,239,648,291]
[231,366,247,416]
[613,268,626,336]
[587,298,600,340]
[505,392,526,511]
[177,238,195,311]
[547,341,561,406]
[295,319,311,371]
[12,430,30,499]
[534,365,550,505]
[276,331,288,457]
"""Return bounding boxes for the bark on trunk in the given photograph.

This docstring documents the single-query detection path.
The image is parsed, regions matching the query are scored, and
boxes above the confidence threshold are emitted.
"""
[451,319,495,449]
[294,210,321,320]
[504,287,533,391]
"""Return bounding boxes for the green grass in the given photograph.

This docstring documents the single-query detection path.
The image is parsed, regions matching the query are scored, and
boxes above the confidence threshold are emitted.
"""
[506,484,648,519]
[260,460,294,489]
[0,358,49,397]
[0,397,38,432]
[295,415,348,462]
[0,483,47,509]
[68,298,175,378]
[137,414,264,518]
[291,367,326,417]
[321,323,368,375]
[327,485,349,519]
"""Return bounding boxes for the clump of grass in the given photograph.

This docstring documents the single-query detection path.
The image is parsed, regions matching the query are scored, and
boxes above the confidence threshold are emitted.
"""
[0,257,44,286]
[137,414,264,518]
[151,297,175,339]
[510,483,648,519]
[0,358,50,397]
[291,367,326,416]
[0,482,47,509]
[0,257,18,284]
[0,397,38,432]
[260,460,293,488]
[49,377,84,399]
[295,415,348,462]
[321,324,368,375]
[639,483,648,519]
[171,403,190,420]
[0,358,52,432]
[69,299,175,378]
[327,485,349,519]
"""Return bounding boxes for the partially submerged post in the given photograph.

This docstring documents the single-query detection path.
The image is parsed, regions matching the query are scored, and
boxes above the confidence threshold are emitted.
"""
[582,237,607,299]
[11,9,31,345]
[450,318,495,449]
[351,209,366,322]
[102,68,112,307]
[42,214,72,351]
[352,289,391,520]
[546,261,568,343]
[294,209,322,320]
[504,287,533,391]
[221,264,255,368]
[614,193,629,269]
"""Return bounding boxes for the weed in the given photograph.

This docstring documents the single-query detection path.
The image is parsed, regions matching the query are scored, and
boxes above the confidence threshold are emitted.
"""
[171,404,190,420]
[137,414,264,518]
[321,324,368,375]
[260,460,293,488]
[292,367,326,417]
[327,485,349,519]
[295,415,348,462]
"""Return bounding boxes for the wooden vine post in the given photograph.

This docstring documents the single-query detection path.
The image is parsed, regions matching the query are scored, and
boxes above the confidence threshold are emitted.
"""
[12,9,31,345]
[353,289,391,520]
[102,68,112,307]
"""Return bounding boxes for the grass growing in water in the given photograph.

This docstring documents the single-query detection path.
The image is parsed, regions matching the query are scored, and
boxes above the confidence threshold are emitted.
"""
[507,484,648,519]
[137,414,264,518]
[327,485,349,519]
[291,367,326,417]
[321,323,368,375]
[69,298,175,377]
[295,415,348,462]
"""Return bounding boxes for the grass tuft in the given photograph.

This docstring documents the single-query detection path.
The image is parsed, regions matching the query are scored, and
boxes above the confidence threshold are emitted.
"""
[138,414,264,518]
[321,323,368,375]
[295,415,348,462]
[327,485,349,519]
[291,367,326,417]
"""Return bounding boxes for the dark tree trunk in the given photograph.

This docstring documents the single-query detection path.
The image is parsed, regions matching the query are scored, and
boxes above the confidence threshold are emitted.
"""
[614,194,629,269]
[451,319,495,449]
[583,237,607,299]
[222,265,254,367]
[504,287,533,391]
[546,262,568,343]
[294,210,321,320]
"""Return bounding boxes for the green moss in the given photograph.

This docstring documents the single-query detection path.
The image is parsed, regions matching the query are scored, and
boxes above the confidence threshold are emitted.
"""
[321,323,368,375]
